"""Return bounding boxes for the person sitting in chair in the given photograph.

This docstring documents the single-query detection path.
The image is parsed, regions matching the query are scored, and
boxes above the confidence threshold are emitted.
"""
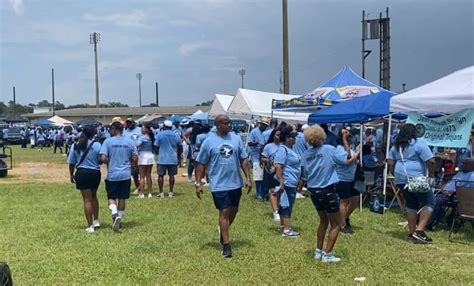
[427,158,474,230]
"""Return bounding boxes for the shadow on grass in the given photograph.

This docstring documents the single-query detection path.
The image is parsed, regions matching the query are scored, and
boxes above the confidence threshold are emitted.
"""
[200,239,255,250]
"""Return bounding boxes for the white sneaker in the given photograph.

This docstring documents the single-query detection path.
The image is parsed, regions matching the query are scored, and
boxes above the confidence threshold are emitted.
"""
[296,192,306,199]
[92,220,100,229]
[168,192,175,198]
[187,178,193,183]
[132,188,140,195]
[321,253,341,263]
[147,193,153,198]
[273,212,280,221]
[138,193,145,199]
[158,192,165,199]
[314,249,325,260]
[85,226,95,233]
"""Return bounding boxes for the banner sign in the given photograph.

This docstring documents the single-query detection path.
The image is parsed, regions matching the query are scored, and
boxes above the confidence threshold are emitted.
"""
[406,109,473,148]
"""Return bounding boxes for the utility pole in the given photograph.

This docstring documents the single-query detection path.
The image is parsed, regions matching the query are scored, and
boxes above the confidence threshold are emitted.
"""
[52,68,55,116]
[239,69,246,88]
[12,86,16,113]
[136,73,143,107]
[155,82,159,107]
[402,83,406,92]
[90,32,101,108]
[282,0,290,94]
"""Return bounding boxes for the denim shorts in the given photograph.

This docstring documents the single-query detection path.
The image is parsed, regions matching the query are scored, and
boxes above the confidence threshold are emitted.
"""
[397,184,435,213]
[278,186,297,218]
[211,188,242,210]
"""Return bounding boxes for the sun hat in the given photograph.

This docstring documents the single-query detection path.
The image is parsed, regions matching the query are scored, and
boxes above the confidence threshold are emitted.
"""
[259,117,270,126]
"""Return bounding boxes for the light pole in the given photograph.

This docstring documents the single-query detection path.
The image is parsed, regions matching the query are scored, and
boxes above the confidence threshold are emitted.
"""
[282,0,290,94]
[239,69,246,89]
[90,32,101,108]
[136,73,142,107]
[52,68,55,116]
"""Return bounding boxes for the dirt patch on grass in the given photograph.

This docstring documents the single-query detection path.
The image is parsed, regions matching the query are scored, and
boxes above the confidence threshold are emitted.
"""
[0,162,194,185]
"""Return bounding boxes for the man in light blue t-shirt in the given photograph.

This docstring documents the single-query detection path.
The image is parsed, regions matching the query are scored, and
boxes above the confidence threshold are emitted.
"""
[100,122,138,232]
[123,119,142,193]
[154,120,182,198]
[195,114,252,258]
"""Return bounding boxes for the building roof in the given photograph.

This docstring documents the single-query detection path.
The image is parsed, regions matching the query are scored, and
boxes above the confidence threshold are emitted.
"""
[22,106,211,118]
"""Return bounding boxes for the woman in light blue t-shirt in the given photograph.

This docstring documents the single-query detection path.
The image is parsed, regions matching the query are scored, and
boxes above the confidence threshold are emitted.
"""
[137,125,156,199]
[261,128,282,221]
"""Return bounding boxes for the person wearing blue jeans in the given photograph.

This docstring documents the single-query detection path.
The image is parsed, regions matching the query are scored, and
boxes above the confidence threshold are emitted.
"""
[274,127,301,237]
[248,118,269,200]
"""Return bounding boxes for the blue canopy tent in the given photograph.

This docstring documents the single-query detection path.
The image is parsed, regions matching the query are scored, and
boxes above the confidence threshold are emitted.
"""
[36,119,55,126]
[273,66,387,112]
[167,115,185,123]
[187,112,209,122]
[308,90,396,124]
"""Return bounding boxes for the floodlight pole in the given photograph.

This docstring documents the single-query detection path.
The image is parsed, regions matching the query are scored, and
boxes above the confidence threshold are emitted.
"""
[282,0,290,94]
[239,69,246,88]
[90,32,101,108]
[52,68,56,116]
[155,82,159,107]
[12,86,16,113]
[136,73,143,107]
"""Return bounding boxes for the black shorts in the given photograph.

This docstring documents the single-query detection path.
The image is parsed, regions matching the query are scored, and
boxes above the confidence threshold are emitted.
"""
[158,164,178,176]
[309,184,340,213]
[75,168,101,190]
[263,171,278,189]
[335,181,359,199]
[131,165,139,177]
[105,179,131,200]
[211,188,242,210]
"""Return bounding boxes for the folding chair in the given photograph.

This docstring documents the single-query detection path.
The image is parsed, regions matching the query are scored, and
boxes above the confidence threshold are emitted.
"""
[448,181,474,241]
[359,171,379,211]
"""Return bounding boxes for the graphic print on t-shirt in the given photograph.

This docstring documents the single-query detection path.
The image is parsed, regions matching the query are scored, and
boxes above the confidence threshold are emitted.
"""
[219,143,234,158]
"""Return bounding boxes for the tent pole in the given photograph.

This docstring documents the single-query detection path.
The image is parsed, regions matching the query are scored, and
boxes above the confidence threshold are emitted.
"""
[359,123,364,212]
[382,114,392,210]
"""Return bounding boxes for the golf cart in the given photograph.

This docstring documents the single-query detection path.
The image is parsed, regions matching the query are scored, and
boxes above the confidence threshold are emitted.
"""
[0,137,12,178]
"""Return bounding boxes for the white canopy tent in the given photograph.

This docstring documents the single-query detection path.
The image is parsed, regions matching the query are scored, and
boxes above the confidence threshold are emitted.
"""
[390,65,474,113]
[209,94,234,117]
[226,89,310,122]
[48,115,73,126]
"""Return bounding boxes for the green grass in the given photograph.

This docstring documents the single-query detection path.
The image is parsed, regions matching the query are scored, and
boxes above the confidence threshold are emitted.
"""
[1,146,473,284]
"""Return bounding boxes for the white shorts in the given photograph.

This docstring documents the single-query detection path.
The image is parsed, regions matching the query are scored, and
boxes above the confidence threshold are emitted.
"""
[252,162,263,181]
[138,151,155,166]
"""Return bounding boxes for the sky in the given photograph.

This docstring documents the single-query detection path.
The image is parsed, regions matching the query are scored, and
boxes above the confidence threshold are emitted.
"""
[0,0,473,107]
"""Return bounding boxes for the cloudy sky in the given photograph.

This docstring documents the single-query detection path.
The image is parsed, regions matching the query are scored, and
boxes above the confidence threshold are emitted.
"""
[1,0,473,107]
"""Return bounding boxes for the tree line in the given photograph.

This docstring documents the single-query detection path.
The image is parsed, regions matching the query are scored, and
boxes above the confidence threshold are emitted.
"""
[0,100,130,115]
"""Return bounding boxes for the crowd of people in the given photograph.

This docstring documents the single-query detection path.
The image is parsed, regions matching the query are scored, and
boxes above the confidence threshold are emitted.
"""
[63,113,473,261]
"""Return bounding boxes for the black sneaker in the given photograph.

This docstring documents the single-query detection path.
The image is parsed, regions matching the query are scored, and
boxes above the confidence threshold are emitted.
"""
[341,225,354,234]
[222,243,232,258]
[412,231,433,244]
[112,214,121,232]
[407,233,416,243]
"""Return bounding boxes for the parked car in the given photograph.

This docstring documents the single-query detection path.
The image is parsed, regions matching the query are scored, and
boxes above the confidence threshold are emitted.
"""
[7,127,22,144]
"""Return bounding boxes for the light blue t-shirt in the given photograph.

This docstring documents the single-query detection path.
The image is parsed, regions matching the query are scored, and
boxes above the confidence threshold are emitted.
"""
[36,132,45,142]
[302,145,347,188]
[172,126,183,138]
[443,171,474,192]
[137,135,153,152]
[248,128,265,163]
[274,145,301,188]
[261,143,280,161]
[387,139,434,185]
[293,132,308,159]
[123,127,142,142]
[154,130,181,165]
[67,140,102,170]
[262,128,273,144]
[196,132,247,192]
[100,135,138,181]
[335,145,357,182]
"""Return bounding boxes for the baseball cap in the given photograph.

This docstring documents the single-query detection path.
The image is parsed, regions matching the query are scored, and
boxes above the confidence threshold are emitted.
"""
[111,116,122,123]
[302,124,309,130]
[164,120,173,127]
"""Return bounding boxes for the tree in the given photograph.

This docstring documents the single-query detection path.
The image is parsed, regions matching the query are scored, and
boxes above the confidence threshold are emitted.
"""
[37,100,50,107]
[196,100,213,106]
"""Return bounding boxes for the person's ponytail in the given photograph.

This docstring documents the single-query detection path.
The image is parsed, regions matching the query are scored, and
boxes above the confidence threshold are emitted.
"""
[74,125,95,152]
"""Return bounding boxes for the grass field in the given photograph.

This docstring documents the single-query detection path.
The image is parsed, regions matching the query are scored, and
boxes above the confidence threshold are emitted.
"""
[1,145,473,284]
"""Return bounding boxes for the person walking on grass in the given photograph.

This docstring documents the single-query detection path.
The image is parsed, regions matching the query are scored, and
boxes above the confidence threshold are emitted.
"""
[67,125,102,233]
[261,128,282,221]
[100,122,138,232]
[334,128,361,234]
[302,125,348,263]
[274,127,302,237]
[195,114,252,258]
[387,124,436,244]
[154,120,182,199]
[248,118,269,200]
[136,124,156,199]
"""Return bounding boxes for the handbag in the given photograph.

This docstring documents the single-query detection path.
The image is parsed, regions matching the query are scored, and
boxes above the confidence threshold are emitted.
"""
[399,147,431,193]
[369,193,385,214]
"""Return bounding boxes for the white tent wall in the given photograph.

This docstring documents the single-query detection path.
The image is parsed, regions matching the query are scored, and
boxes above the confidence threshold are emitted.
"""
[209,94,234,117]
[226,89,310,122]
[390,66,474,114]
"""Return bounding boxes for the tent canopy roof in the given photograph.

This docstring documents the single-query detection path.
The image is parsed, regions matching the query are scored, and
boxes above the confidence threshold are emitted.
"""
[390,65,474,114]
[209,94,234,116]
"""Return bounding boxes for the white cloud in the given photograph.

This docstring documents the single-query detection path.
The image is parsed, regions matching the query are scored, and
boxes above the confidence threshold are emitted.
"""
[7,0,24,16]
[83,10,148,28]
[178,42,210,56]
